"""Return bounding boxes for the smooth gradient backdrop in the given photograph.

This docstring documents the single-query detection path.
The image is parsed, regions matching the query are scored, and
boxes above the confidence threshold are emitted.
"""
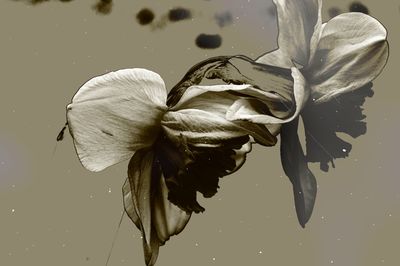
[1,0,399,265]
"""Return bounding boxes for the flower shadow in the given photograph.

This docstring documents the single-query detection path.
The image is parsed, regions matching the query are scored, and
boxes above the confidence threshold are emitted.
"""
[302,82,374,171]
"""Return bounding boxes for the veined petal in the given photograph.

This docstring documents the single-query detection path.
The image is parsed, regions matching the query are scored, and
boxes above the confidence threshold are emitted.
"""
[67,68,167,172]
[226,67,309,124]
[255,49,294,69]
[307,13,389,103]
[162,108,276,147]
[256,0,322,67]
[124,149,190,266]
[152,176,191,243]
[168,55,294,108]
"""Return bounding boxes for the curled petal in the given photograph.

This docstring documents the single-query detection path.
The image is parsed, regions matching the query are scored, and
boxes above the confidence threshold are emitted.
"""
[256,0,322,67]
[123,149,190,266]
[226,67,308,124]
[307,13,389,103]
[162,108,276,147]
[168,55,294,109]
[67,68,167,171]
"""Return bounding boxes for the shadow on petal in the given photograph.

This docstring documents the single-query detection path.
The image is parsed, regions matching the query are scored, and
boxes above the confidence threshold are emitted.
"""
[302,82,374,171]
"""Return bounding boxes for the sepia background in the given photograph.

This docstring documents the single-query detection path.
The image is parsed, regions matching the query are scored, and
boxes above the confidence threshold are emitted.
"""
[0,0,399,265]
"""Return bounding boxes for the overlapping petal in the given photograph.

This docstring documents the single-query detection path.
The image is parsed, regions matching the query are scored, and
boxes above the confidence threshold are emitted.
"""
[163,84,277,147]
[306,13,389,103]
[226,68,308,124]
[256,0,322,67]
[123,149,190,266]
[67,69,167,171]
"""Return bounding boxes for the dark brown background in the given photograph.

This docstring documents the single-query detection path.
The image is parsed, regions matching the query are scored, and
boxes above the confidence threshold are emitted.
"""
[0,0,399,265]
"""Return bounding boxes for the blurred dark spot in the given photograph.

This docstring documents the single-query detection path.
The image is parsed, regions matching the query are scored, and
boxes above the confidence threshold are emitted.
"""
[195,34,222,49]
[349,2,369,14]
[328,7,342,18]
[30,0,50,4]
[214,11,233,27]
[168,7,192,22]
[267,5,277,17]
[136,8,155,25]
[85,257,90,261]
[93,0,113,15]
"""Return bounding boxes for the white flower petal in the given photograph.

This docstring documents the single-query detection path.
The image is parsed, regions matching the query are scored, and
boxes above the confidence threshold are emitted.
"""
[307,13,389,103]
[152,177,191,243]
[255,49,294,69]
[162,108,276,147]
[67,68,167,172]
[226,68,308,124]
[256,0,322,67]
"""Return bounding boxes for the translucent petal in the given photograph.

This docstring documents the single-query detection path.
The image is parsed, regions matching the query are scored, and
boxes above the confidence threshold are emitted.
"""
[307,13,389,103]
[67,68,167,171]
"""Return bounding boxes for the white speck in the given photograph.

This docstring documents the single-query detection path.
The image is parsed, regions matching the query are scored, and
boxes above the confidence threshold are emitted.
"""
[11,209,15,213]
[12,184,15,188]
[212,257,216,261]
[258,250,263,254]
[342,148,347,152]
[388,213,392,217]
[108,188,112,193]
[349,192,353,196]
[372,223,376,227]
[140,236,143,239]
[321,216,325,220]
[330,260,334,264]
[195,243,199,247]
[89,194,94,199]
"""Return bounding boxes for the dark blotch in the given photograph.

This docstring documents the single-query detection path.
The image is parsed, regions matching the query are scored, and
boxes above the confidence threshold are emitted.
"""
[136,8,155,25]
[155,134,249,214]
[349,1,369,14]
[267,5,277,17]
[195,34,222,49]
[215,11,233,27]
[93,0,113,15]
[168,7,192,22]
[328,7,342,18]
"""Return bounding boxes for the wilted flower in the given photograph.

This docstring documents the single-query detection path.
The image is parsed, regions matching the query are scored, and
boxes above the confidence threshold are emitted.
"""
[65,66,295,265]
[228,0,389,227]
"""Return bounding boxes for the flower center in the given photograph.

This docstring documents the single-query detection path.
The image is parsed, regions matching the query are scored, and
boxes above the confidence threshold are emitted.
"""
[153,132,249,214]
